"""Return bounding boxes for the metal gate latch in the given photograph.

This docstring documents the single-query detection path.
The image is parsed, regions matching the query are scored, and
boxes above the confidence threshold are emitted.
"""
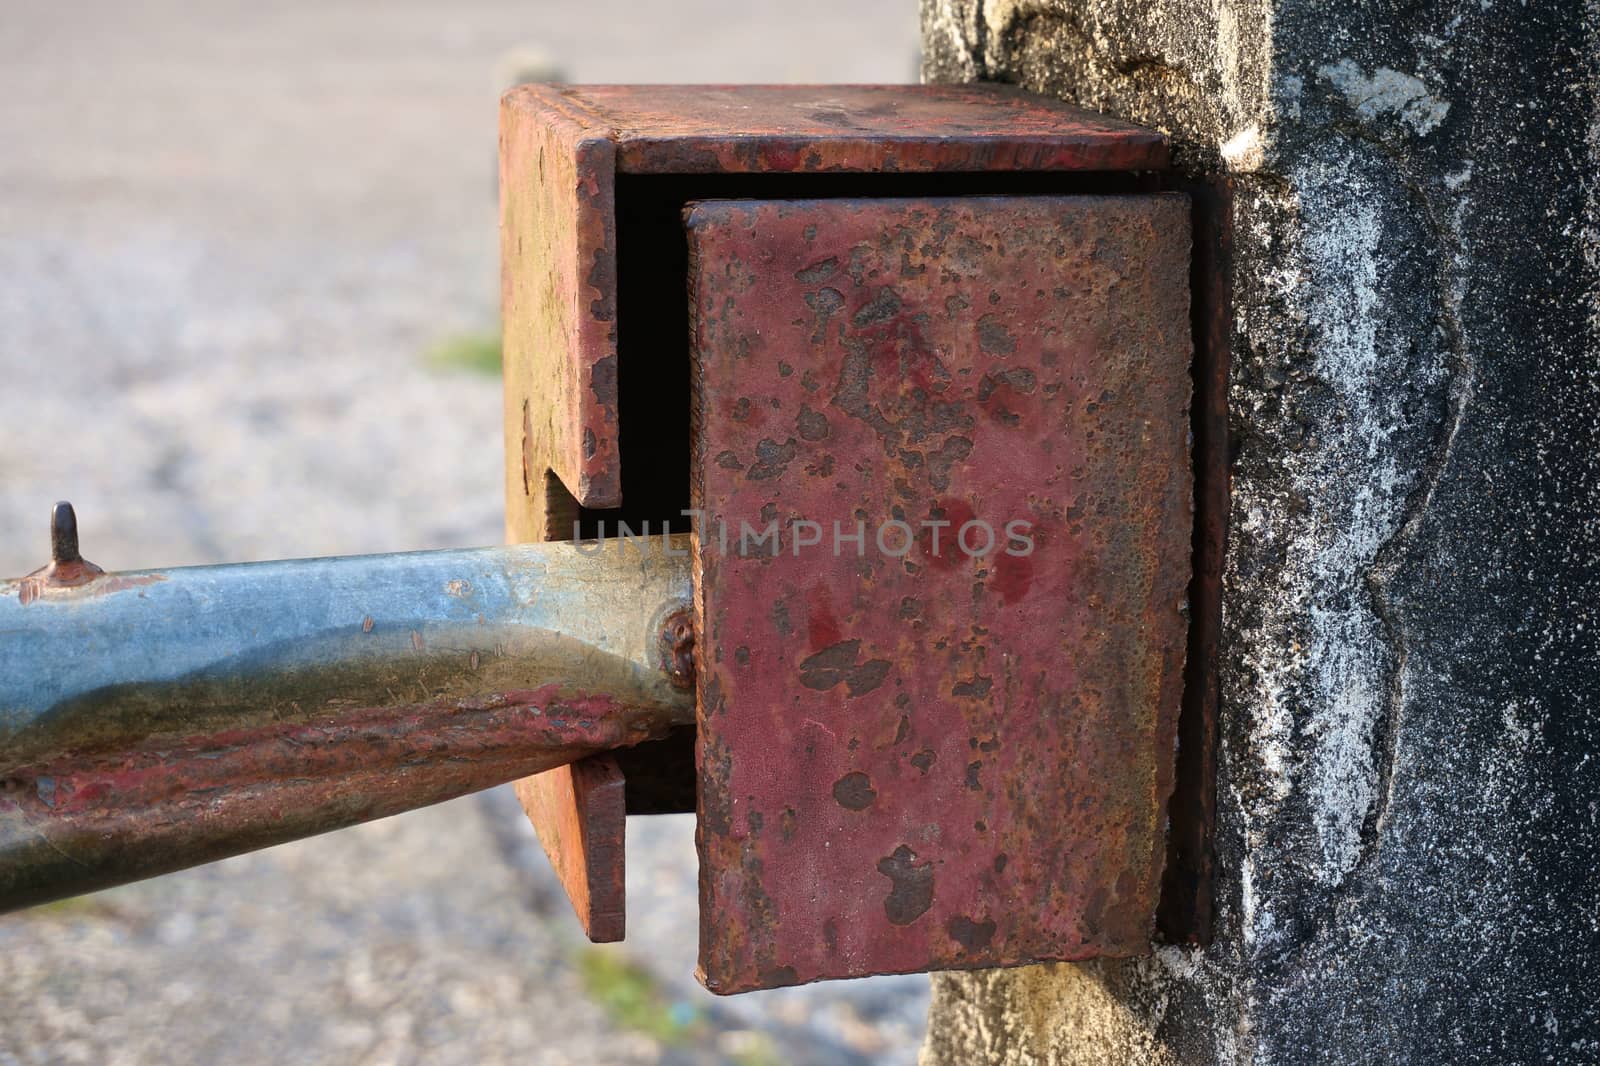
[0,84,1224,994]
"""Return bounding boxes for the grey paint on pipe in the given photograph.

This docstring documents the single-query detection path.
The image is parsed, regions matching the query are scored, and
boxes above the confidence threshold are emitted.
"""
[0,536,692,912]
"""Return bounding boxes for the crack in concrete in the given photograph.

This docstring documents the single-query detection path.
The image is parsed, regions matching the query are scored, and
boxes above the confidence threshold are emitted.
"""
[1295,112,1480,885]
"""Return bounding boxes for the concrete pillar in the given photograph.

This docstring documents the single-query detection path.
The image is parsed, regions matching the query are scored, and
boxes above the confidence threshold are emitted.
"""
[919,1,1600,1063]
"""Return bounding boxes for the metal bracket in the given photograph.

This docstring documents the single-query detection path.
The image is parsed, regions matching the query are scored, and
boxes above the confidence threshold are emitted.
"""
[500,84,1223,989]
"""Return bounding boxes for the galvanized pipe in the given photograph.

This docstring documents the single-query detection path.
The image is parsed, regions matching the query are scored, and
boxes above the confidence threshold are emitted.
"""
[0,533,693,912]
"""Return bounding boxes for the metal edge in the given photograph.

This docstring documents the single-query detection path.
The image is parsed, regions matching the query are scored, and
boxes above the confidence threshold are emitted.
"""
[1157,174,1233,946]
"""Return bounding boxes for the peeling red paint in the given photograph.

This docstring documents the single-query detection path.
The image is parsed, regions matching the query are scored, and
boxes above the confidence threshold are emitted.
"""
[0,684,674,914]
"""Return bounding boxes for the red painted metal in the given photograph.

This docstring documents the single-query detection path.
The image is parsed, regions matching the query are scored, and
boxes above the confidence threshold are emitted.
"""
[0,686,673,914]
[539,84,1169,175]
[514,754,628,942]
[501,92,619,520]
[687,195,1194,992]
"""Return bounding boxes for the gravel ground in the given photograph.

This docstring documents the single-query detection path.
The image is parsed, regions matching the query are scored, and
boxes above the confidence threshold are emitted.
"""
[0,3,927,1063]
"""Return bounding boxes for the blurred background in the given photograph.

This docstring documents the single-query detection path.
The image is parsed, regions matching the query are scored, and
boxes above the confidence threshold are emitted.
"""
[0,2,925,1063]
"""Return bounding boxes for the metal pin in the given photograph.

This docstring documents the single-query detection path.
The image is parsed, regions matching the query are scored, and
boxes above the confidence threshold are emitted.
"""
[25,500,102,591]
[50,501,80,565]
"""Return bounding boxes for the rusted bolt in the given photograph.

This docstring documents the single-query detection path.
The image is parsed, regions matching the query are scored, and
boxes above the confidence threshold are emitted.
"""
[658,606,695,691]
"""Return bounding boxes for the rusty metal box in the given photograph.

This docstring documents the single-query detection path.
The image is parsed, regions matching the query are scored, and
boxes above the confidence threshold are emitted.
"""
[499,84,1222,993]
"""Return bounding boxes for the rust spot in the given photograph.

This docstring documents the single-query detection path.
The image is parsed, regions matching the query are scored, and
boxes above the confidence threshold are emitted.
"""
[877,845,934,926]
[519,400,535,498]
[831,772,877,811]
[657,607,696,691]
[846,661,890,696]
[805,287,845,343]
[926,436,974,494]
[589,354,618,407]
[978,367,1037,400]
[797,640,891,697]
[976,314,1018,354]
[747,438,798,481]
[795,256,839,284]
[758,964,799,988]
[951,675,993,699]
[909,749,937,774]
[947,915,997,951]
[796,640,856,688]
[797,404,831,442]
[851,287,902,327]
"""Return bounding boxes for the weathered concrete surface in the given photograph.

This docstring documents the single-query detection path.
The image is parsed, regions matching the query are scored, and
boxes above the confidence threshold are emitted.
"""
[921,1,1600,1063]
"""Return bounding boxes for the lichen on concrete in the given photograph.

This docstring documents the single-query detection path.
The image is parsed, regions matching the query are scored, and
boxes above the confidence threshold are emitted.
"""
[921,1,1600,1063]
[1316,59,1451,135]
